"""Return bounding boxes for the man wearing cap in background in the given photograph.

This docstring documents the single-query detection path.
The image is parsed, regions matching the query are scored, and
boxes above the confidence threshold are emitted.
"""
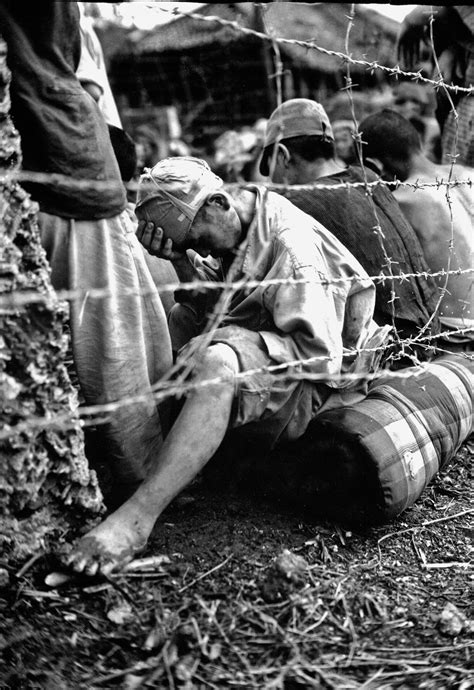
[65,156,390,575]
[260,98,441,360]
[332,120,358,166]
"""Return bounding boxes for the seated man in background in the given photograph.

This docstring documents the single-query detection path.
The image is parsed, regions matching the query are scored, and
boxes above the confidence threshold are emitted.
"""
[65,156,390,575]
[391,82,441,163]
[259,98,441,358]
[359,109,473,350]
[332,120,358,166]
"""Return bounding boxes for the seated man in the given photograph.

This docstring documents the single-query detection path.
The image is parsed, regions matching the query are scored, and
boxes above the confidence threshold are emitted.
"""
[332,119,358,166]
[391,82,441,163]
[359,109,473,349]
[65,156,390,575]
[259,98,441,355]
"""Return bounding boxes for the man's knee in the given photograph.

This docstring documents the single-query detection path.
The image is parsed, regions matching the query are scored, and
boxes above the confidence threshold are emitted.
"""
[198,343,239,378]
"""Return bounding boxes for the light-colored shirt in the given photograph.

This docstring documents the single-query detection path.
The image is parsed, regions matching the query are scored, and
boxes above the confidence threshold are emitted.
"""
[188,188,390,391]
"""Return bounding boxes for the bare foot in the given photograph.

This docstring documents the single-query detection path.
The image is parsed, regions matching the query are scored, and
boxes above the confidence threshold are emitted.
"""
[64,503,155,577]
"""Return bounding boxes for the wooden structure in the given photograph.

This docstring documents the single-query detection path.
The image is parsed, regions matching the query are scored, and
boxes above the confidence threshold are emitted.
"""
[109,3,398,140]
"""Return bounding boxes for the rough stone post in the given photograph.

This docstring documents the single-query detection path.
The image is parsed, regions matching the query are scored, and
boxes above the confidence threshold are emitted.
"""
[0,36,103,563]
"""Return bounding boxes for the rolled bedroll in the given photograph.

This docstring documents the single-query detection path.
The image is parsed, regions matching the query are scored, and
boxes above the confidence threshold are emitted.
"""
[208,355,473,525]
[279,354,473,523]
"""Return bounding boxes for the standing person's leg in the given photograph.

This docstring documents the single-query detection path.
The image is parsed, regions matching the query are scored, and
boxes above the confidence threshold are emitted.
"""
[39,210,173,491]
[65,343,239,576]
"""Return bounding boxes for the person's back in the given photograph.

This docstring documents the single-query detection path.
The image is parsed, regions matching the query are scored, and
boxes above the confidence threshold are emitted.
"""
[359,109,473,332]
[394,160,472,326]
[282,165,441,341]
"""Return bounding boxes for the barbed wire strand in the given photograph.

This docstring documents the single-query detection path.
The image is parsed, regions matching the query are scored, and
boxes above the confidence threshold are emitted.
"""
[0,11,470,317]
[151,4,292,390]
[0,7,468,347]
[0,169,471,194]
[161,1,295,388]
[342,4,403,349]
[154,4,474,95]
[343,5,471,349]
[412,6,461,340]
[1,4,473,442]
[1,324,472,443]
[1,268,473,311]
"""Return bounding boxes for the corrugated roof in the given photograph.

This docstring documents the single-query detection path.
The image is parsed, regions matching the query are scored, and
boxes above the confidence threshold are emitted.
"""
[125,3,398,73]
[134,3,256,53]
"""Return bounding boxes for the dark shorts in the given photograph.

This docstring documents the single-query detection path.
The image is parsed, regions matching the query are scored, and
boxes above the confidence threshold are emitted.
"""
[438,317,474,354]
[178,325,336,446]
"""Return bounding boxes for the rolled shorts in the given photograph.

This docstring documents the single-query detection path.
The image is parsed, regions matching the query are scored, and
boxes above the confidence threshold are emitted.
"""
[178,325,365,446]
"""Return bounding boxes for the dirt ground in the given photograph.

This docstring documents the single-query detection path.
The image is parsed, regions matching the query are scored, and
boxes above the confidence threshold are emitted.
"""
[1,437,473,689]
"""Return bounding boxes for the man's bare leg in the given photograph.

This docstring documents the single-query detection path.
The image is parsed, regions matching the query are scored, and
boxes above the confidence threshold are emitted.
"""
[65,344,238,576]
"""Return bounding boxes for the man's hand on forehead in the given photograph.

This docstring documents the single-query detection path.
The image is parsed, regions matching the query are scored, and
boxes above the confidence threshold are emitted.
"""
[136,220,185,261]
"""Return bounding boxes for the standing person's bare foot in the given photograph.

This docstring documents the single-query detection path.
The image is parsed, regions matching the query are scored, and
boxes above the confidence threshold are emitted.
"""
[63,501,156,576]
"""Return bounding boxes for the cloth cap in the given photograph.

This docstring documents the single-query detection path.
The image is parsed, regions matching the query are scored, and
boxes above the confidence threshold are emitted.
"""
[260,99,334,175]
[136,157,223,247]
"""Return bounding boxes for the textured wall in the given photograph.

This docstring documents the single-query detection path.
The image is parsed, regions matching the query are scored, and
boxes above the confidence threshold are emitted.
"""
[0,35,103,538]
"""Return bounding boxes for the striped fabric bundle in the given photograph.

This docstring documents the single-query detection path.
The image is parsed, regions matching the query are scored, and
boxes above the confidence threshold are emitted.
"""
[311,355,473,521]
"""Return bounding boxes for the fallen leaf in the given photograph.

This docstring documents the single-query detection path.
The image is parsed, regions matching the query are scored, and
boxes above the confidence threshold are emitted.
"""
[144,627,165,652]
[123,556,171,572]
[437,602,469,637]
[0,567,10,588]
[107,600,134,625]
[45,571,76,588]
[207,642,221,660]
[124,672,147,690]
[274,549,308,583]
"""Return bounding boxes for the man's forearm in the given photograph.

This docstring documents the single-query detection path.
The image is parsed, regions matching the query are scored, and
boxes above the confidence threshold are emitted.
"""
[172,252,222,316]
[172,254,207,311]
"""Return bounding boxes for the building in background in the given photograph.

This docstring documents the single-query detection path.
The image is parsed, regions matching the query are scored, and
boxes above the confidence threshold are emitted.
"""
[104,3,399,148]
